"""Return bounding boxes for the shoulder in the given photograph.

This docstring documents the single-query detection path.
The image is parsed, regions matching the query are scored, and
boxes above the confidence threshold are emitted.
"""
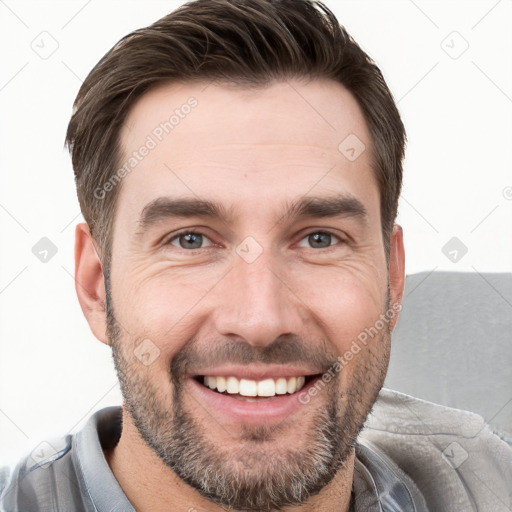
[0,434,93,512]
[360,388,512,512]
[0,405,126,512]
[0,434,96,512]
[1,407,127,512]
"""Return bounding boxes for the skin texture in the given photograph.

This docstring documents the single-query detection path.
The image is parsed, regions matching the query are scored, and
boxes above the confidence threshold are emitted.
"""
[74,79,405,512]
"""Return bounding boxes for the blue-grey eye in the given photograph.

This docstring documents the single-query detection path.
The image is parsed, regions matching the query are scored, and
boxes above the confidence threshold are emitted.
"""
[170,232,212,249]
[297,232,340,249]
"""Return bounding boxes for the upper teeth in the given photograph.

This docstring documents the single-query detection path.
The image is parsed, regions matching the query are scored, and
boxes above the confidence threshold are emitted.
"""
[203,376,306,397]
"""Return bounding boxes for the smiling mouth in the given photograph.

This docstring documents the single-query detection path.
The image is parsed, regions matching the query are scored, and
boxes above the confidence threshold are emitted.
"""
[194,374,320,400]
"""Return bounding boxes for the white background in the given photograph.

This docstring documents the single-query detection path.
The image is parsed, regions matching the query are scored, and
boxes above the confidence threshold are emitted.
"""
[1,0,511,464]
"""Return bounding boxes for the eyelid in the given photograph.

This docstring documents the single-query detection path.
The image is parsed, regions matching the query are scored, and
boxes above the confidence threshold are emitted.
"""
[295,230,345,249]
[166,229,215,249]
[161,228,348,251]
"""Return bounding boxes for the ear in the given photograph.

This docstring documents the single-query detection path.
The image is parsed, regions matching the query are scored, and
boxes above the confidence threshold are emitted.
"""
[74,222,109,344]
[387,224,405,330]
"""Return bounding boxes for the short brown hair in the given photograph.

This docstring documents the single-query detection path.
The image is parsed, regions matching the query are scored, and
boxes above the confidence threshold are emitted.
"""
[66,0,405,268]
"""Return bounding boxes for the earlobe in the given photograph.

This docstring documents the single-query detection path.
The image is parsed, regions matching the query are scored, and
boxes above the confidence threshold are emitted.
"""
[388,224,405,330]
[74,222,109,344]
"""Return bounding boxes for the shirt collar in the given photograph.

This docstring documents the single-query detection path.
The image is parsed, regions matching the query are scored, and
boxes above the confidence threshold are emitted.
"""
[353,440,429,512]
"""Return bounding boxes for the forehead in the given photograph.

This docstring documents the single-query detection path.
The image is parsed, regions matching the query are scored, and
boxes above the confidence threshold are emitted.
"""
[116,79,377,223]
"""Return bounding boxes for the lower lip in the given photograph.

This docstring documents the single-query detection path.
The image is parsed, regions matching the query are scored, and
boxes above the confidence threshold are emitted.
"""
[188,377,319,425]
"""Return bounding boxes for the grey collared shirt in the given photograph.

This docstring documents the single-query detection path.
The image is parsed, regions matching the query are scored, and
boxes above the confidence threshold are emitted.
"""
[1,389,510,511]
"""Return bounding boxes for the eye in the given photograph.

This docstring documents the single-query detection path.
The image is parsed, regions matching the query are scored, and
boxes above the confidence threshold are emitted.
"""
[297,231,341,249]
[168,232,213,250]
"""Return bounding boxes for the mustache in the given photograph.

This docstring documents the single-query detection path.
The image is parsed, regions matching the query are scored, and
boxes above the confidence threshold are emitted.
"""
[171,334,337,378]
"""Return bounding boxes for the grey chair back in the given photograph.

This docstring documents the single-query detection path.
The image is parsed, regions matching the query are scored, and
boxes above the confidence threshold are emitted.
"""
[385,271,512,437]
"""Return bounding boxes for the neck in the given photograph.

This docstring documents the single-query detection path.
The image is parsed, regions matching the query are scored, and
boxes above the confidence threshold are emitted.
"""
[105,407,355,512]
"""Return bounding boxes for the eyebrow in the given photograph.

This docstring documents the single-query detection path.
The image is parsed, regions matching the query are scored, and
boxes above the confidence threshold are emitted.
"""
[136,194,367,235]
[282,195,367,223]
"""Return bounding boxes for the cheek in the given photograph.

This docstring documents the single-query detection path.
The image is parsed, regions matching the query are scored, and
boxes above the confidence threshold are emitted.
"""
[293,266,385,350]
[112,268,217,358]
[295,265,390,391]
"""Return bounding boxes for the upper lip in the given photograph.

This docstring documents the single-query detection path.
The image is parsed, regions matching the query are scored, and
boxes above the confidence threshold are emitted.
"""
[191,365,322,381]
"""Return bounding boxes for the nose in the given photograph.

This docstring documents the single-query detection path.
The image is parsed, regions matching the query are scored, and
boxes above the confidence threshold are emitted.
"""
[211,253,305,348]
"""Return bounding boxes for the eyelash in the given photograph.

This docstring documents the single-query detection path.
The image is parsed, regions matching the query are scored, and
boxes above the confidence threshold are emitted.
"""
[165,230,345,250]
[166,230,215,250]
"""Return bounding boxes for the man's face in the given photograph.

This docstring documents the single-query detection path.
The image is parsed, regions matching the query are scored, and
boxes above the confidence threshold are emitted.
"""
[105,79,402,510]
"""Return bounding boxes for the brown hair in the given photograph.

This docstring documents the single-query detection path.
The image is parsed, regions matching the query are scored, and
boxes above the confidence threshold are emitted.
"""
[66,0,405,268]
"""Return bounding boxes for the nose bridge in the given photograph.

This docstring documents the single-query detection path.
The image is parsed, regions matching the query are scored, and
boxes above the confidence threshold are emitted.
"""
[213,251,301,347]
